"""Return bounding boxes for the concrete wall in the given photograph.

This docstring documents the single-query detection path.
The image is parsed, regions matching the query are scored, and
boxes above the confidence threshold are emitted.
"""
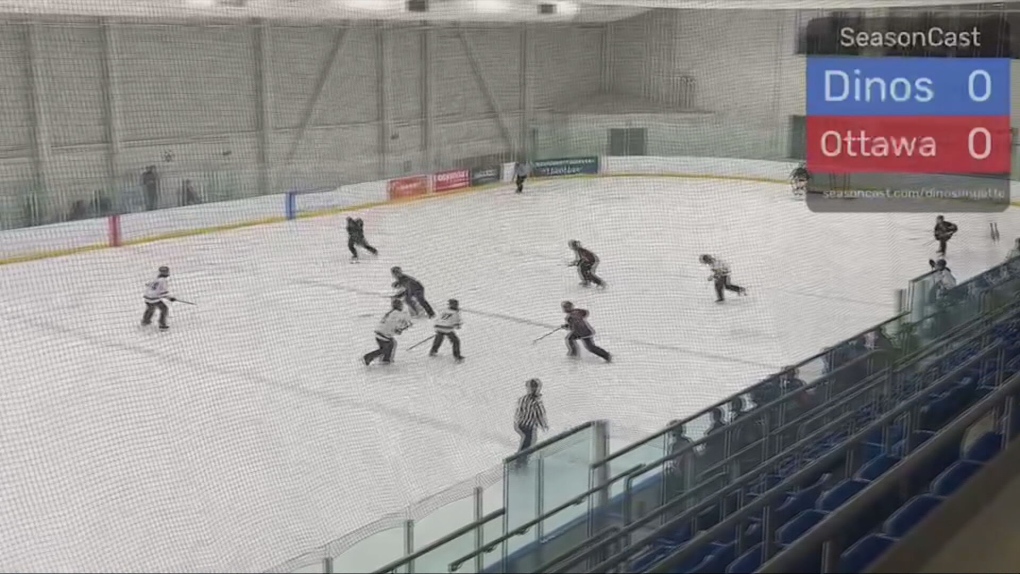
[0,17,605,228]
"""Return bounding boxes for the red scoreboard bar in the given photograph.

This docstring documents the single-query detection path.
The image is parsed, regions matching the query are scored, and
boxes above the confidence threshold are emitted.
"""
[806,116,1011,175]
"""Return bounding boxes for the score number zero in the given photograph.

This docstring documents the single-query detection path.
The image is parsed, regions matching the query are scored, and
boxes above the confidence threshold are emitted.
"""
[831,68,999,161]
[965,69,993,162]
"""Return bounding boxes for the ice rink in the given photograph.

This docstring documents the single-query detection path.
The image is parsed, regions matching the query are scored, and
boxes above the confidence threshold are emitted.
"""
[2,176,1017,572]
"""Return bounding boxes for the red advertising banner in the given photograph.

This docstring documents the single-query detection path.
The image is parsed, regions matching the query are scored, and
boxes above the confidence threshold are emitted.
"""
[388,176,428,200]
[432,169,470,193]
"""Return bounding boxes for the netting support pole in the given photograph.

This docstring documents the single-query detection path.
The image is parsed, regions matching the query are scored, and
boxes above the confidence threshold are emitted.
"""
[519,23,531,161]
[99,19,122,202]
[420,25,434,172]
[24,21,52,201]
[376,22,389,179]
[253,20,273,198]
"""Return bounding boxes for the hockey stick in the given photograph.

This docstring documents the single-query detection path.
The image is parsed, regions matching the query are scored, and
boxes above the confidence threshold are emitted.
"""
[532,327,564,344]
[173,299,197,306]
[408,335,435,351]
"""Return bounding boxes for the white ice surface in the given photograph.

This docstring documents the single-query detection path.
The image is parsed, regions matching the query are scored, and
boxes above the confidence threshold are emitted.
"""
[1,177,1017,572]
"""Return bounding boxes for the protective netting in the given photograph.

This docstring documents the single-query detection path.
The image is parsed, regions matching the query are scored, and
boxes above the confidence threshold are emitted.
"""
[2,6,1018,574]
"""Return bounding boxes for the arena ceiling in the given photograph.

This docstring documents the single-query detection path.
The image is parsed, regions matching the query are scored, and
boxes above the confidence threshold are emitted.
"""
[0,0,1004,22]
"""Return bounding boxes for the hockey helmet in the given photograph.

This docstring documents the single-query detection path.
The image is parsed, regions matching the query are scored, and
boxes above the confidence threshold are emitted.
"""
[699,254,712,264]
[391,266,402,276]
[526,378,542,393]
[391,298,403,310]
[158,265,170,277]
[568,240,580,249]
[448,299,460,310]
[561,301,574,312]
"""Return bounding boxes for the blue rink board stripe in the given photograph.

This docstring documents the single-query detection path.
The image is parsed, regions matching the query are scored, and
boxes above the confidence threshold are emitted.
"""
[807,57,1011,117]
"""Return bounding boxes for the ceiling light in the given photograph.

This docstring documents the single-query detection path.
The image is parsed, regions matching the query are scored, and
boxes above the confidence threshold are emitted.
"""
[555,1,578,16]
[473,0,509,13]
[342,0,400,11]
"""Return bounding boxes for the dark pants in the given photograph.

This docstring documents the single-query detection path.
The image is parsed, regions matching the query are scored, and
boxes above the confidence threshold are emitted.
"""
[404,289,435,318]
[142,301,169,328]
[515,423,536,465]
[429,331,462,358]
[364,336,396,365]
[714,274,744,301]
[144,185,158,211]
[515,175,527,193]
[348,237,378,258]
[566,333,611,361]
[936,237,949,255]
[578,262,605,287]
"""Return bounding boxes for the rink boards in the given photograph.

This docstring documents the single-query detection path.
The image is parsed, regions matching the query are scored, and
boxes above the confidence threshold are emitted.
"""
[0,156,805,265]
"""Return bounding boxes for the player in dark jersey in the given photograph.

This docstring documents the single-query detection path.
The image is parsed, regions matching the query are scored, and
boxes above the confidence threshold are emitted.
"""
[346,217,378,260]
[568,240,605,288]
[391,266,435,318]
[561,301,611,362]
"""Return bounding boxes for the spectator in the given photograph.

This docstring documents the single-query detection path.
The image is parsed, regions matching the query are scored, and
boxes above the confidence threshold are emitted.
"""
[68,199,88,221]
[142,165,159,211]
[181,180,201,206]
[663,421,696,502]
[701,407,728,466]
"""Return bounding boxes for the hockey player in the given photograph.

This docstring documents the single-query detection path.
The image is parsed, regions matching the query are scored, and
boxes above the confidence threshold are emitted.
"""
[429,299,464,361]
[346,216,378,261]
[790,163,809,198]
[513,161,530,194]
[363,298,413,366]
[933,215,958,256]
[390,267,435,319]
[142,266,176,330]
[929,258,958,299]
[561,301,611,362]
[700,254,747,303]
[568,240,605,288]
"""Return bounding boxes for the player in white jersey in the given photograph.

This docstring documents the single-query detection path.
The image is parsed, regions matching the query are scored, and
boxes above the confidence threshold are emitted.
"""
[700,254,747,303]
[429,299,464,361]
[142,265,176,330]
[363,298,413,365]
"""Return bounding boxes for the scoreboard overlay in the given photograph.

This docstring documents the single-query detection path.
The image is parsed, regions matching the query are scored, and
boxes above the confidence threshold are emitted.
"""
[804,19,1012,213]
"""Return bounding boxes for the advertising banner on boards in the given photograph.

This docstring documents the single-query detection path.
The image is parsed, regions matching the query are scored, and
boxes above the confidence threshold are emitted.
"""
[387,176,428,200]
[432,169,471,193]
[532,157,599,177]
[470,166,502,186]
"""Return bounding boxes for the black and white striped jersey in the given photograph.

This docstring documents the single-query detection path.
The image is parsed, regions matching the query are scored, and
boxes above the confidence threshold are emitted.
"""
[515,393,548,430]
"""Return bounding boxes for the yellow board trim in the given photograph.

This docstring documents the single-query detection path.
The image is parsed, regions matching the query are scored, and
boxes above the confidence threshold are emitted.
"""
[1,173,1016,267]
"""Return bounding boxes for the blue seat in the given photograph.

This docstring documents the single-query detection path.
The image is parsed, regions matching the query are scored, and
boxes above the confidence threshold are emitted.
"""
[726,543,762,573]
[884,494,943,538]
[818,480,868,512]
[965,432,1003,462]
[857,455,900,481]
[777,510,827,546]
[839,534,896,573]
[690,541,737,573]
[931,460,983,497]
[777,477,825,524]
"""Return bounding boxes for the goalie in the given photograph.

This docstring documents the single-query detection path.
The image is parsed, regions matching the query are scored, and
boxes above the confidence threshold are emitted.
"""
[790,163,809,198]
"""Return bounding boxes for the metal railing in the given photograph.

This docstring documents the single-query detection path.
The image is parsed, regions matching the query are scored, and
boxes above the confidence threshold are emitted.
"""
[552,296,1020,573]
[642,342,1015,574]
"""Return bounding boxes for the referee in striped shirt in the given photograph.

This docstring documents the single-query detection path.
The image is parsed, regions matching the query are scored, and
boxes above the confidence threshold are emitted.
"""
[515,378,549,467]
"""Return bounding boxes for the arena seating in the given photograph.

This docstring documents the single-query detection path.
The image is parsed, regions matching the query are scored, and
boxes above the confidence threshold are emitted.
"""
[533,259,1020,574]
